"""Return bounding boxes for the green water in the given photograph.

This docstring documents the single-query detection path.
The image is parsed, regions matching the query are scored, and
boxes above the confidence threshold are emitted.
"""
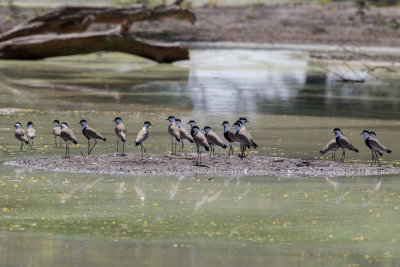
[1,49,400,266]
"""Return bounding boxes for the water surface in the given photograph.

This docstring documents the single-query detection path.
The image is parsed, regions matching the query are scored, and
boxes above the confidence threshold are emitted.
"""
[1,49,400,266]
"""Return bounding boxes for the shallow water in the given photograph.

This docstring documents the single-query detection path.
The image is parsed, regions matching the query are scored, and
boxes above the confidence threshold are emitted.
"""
[1,49,400,266]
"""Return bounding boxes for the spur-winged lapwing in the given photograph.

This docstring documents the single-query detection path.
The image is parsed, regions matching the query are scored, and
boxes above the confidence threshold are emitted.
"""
[113,117,126,156]
[191,125,210,165]
[333,128,359,162]
[167,116,180,155]
[221,121,238,156]
[320,139,339,161]
[361,130,391,166]
[135,121,151,159]
[79,119,106,155]
[26,121,36,151]
[203,126,227,157]
[60,122,78,158]
[14,122,29,152]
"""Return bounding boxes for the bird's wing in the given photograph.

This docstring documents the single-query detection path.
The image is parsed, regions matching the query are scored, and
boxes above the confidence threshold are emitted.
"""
[206,131,226,148]
[180,127,194,142]
[338,136,358,152]
[320,139,339,154]
[194,132,209,148]
[369,138,390,153]
[168,124,180,139]
[85,126,105,140]
[135,129,148,144]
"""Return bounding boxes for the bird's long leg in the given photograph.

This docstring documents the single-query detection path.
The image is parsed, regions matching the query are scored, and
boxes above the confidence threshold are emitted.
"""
[140,144,144,159]
[180,140,184,154]
[375,151,381,167]
[122,141,125,156]
[89,140,97,155]
[371,150,375,166]
[20,141,23,152]
[54,137,57,148]
[87,139,90,155]
[196,145,200,165]
[30,140,33,151]
[228,143,232,156]
[60,137,62,148]
[65,141,68,158]
[341,148,345,162]
[175,141,177,156]
[199,147,202,165]
[171,138,174,155]
[116,137,119,155]
[209,144,213,158]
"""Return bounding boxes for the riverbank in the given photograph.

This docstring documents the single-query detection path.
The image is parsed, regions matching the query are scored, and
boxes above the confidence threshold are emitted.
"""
[4,153,400,177]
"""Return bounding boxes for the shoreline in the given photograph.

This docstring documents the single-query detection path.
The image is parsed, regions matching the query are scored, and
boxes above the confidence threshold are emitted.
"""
[4,153,400,178]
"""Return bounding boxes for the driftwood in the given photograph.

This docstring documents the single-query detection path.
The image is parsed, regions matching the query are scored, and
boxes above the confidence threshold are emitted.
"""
[0,3,195,62]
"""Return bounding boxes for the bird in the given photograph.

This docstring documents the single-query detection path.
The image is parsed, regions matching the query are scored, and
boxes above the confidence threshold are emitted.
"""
[203,126,227,157]
[135,121,151,159]
[333,128,359,162]
[320,139,339,161]
[60,122,78,158]
[238,117,254,140]
[175,118,194,153]
[361,130,392,166]
[26,121,36,151]
[233,121,257,159]
[13,122,29,152]
[79,119,106,155]
[113,117,126,156]
[190,125,210,165]
[167,116,180,155]
[221,121,239,156]
[53,119,62,147]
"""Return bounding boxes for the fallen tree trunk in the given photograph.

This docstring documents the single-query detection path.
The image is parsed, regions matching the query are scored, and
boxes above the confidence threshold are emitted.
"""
[0,3,195,62]
[0,4,195,42]
[0,26,189,63]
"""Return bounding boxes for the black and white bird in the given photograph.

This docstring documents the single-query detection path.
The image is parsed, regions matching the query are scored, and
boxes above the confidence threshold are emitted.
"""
[135,121,151,159]
[175,118,194,153]
[60,122,78,158]
[333,128,359,162]
[190,125,210,165]
[233,121,257,158]
[203,126,227,157]
[26,121,36,150]
[113,117,126,156]
[79,119,106,155]
[320,139,339,161]
[361,130,392,166]
[14,122,29,152]
[221,121,238,156]
[167,116,181,155]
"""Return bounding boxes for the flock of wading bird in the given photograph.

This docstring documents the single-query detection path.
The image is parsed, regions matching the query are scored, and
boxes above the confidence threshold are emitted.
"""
[12,116,258,165]
[13,118,392,166]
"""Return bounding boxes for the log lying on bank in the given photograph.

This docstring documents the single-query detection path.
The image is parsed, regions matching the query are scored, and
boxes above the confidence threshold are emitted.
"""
[0,26,189,62]
[0,3,195,62]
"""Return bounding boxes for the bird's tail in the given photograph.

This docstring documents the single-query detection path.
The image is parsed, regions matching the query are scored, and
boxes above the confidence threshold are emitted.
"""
[189,139,194,143]
[73,141,78,145]
[251,140,258,149]
[222,144,227,149]
[121,138,126,142]
[103,138,107,141]
[135,142,140,146]
[204,146,210,151]
[25,140,29,144]
[176,138,181,142]
[387,149,392,154]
